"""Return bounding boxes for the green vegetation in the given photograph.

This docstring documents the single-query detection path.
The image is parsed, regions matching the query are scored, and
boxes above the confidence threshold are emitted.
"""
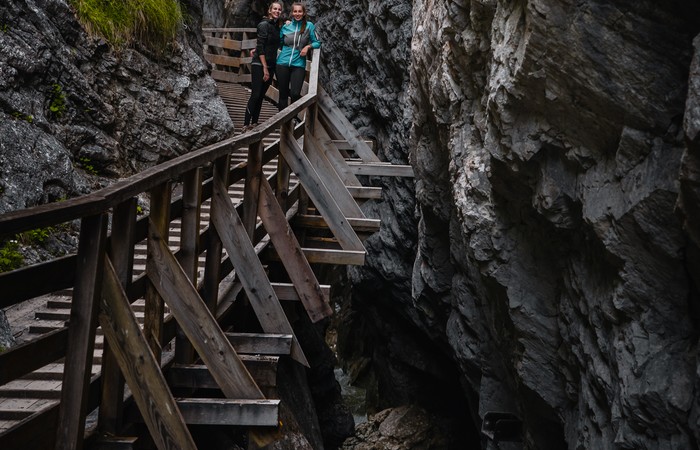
[1,24,8,33]
[0,240,23,273]
[49,83,67,118]
[18,227,54,246]
[136,204,144,215]
[11,111,33,123]
[69,0,183,51]
[79,156,99,175]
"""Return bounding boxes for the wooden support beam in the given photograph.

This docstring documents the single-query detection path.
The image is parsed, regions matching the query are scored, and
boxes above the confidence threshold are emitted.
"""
[99,258,197,450]
[211,176,308,366]
[147,228,264,399]
[144,182,171,362]
[304,131,365,218]
[175,398,279,427]
[279,126,365,253]
[243,140,263,239]
[99,198,137,436]
[175,168,202,365]
[294,214,381,233]
[258,177,333,322]
[317,86,380,162]
[55,213,107,450]
[272,282,330,302]
[203,156,228,312]
[313,123,363,187]
[347,162,415,177]
[331,139,374,151]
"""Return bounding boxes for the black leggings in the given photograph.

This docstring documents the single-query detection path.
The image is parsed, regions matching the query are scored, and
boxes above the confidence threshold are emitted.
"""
[244,64,276,126]
[276,65,306,111]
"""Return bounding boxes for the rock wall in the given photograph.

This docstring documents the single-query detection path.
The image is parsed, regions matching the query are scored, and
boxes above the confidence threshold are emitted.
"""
[0,0,232,214]
[312,0,700,448]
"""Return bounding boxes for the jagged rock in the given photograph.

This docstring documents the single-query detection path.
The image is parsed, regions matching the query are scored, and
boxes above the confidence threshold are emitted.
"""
[0,0,233,214]
[340,405,448,450]
[315,0,700,449]
[0,310,14,350]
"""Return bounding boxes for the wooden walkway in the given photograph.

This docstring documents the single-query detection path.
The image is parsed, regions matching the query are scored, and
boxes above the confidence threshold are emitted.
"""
[0,28,413,450]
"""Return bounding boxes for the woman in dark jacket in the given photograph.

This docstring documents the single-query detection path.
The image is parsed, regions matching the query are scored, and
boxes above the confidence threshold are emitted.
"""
[243,2,283,131]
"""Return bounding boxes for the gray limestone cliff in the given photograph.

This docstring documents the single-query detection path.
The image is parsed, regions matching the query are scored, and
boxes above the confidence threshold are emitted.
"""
[0,0,232,214]
[314,0,700,449]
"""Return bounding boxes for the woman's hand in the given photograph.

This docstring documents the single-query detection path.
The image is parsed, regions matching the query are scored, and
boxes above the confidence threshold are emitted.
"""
[300,45,310,56]
[263,67,270,81]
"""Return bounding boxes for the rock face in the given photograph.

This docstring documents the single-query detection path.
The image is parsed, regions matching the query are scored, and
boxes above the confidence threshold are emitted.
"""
[0,0,232,214]
[313,0,700,449]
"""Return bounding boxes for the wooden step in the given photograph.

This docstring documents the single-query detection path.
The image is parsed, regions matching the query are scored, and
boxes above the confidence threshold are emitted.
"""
[293,214,381,233]
[167,357,278,390]
[346,162,414,177]
[271,282,330,302]
[225,332,292,355]
[176,398,279,426]
[263,247,365,265]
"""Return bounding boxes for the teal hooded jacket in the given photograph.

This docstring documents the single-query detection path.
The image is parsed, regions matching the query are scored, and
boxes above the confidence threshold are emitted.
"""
[276,19,321,68]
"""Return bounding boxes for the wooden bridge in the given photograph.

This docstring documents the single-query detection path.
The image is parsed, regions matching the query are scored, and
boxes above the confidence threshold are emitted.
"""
[0,28,412,449]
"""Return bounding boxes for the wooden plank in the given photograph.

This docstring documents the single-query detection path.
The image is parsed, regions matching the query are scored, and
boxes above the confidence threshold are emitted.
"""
[304,131,365,218]
[144,182,171,362]
[225,332,292,355]
[99,258,197,450]
[331,139,374,151]
[167,358,278,390]
[202,157,227,313]
[100,198,137,435]
[317,86,380,162]
[265,247,365,265]
[203,52,247,68]
[211,176,308,367]
[147,229,264,399]
[175,398,279,427]
[204,36,242,50]
[210,70,252,84]
[272,282,330,302]
[313,122,363,187]
[346,186,382,199]
[175,168,202,365]
[276,123,293,211]
[0,255,76,309]
[0,328,67,386]
[258,177,333,322]
[294,214,380,233]
[347,162,415,177]
[55,213,107,450]
[279,127,365,252]
[243,140,264,239]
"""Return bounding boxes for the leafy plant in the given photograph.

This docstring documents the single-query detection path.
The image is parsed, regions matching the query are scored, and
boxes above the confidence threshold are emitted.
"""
[69,0,183,51]
[18,227,54,246]
[49,83,67,118]
[0,240,24,273]
[1,24,8,33]
[79,156,99,175]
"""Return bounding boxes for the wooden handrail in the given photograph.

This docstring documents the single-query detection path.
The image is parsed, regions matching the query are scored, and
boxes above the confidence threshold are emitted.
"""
[0,51,321,237]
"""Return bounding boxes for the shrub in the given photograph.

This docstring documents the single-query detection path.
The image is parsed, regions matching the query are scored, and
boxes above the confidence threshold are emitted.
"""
[49,83,67,118]
[0,240,23,273]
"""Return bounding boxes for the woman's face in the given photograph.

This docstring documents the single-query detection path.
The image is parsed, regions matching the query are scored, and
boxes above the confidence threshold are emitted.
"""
[291,5,305,21]
[269,3,282,19]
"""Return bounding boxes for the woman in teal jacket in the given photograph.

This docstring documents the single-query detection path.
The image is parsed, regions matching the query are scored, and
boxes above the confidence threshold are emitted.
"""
[276,2,321,112]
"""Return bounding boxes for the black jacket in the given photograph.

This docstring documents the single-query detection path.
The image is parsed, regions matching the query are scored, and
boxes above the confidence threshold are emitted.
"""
[252,18,281,68]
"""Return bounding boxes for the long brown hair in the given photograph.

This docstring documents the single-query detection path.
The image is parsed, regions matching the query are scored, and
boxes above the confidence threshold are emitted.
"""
[291,2,308,34]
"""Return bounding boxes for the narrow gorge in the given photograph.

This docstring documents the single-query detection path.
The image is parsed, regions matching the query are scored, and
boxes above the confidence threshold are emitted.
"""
[2,0,700,449]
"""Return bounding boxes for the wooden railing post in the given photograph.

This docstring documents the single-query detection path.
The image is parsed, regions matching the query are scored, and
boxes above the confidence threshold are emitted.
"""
[276,122,293,211]
[202,156,229,312]
[55,213,108,450]
[243,141,263,239]
[175,169,202,364]
[145,182,172,361]
[98,198,137,436]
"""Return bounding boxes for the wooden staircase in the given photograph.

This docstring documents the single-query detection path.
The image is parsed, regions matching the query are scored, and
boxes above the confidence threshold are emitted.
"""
[0,27,413,449]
